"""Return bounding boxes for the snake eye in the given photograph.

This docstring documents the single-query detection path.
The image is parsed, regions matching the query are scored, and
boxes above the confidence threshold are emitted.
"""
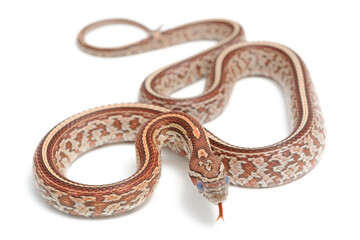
[196,181,204,192]
[225,176,230,185]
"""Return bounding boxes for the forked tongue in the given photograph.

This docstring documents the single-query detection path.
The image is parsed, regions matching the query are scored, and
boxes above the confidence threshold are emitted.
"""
[217,203,224,221]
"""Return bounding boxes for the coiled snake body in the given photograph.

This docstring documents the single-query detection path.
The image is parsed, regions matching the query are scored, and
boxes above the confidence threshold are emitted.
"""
[33,19,326,218]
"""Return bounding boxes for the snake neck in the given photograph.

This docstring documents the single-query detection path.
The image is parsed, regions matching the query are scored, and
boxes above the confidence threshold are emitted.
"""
[135,111,223,173]
[135,111,227,202]
[135,111,210,166]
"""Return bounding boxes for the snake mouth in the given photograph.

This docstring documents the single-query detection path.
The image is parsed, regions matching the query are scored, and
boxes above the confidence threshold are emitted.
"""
[210,193,228,205]
[202,185,228,205]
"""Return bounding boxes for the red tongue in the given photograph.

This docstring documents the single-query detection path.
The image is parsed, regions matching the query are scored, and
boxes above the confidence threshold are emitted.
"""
[216,203,224,221]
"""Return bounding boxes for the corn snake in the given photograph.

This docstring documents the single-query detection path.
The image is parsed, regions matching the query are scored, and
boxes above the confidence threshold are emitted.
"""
[33,19,326,218]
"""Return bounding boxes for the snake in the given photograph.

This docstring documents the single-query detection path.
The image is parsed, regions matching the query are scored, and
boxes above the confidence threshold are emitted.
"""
[33,19,326,219]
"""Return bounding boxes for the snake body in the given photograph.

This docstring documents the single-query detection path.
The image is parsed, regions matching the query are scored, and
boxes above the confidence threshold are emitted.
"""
[33,19,325,217]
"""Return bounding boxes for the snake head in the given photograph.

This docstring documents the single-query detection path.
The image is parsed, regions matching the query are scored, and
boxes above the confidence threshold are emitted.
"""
[188,151,229,205]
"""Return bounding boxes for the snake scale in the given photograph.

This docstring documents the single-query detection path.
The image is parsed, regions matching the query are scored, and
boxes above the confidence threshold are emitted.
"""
[33,19,326,219]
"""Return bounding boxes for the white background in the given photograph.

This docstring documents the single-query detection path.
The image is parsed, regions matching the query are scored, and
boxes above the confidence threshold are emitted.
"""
[1,1,359,239]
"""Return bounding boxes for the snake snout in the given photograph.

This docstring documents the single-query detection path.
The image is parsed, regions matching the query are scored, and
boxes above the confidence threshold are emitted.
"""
[206,184,228,205]
[212,195,227,205]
